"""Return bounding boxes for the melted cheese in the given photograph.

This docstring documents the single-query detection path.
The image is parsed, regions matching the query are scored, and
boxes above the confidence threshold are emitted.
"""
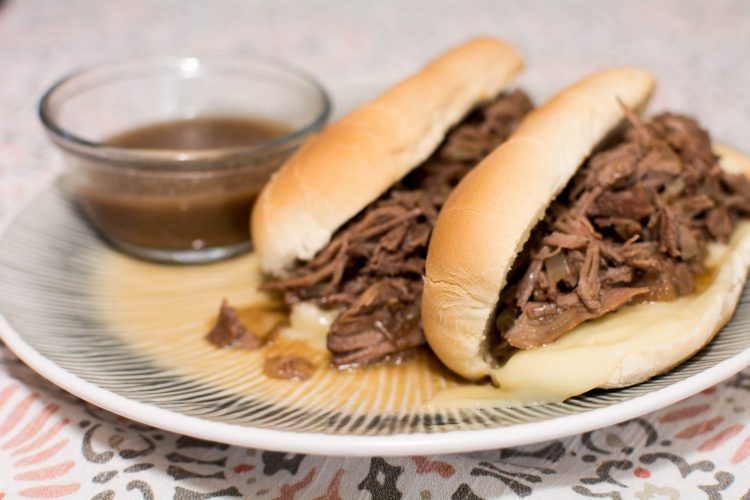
[428,221,750,410]
[279,303,341,351]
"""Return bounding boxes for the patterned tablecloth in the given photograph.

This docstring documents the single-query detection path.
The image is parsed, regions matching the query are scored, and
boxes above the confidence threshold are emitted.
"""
[1,0,749,497]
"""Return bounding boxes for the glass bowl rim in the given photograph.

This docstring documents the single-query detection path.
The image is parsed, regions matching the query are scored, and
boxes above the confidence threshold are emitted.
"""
[38,54,331,169]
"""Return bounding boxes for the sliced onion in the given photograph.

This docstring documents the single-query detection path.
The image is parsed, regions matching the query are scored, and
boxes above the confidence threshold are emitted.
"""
[545,252,569,287]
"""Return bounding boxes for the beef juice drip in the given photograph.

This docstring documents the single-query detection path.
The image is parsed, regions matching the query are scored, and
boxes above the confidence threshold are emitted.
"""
[76,116,291,251]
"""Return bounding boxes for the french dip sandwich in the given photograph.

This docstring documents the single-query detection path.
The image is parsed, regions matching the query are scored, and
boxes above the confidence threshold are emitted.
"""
[423,68,750,403]
[252,37,532,366]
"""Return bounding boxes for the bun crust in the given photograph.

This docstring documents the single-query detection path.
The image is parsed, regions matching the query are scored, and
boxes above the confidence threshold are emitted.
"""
[252,37,524,274]
[422,68,656,380]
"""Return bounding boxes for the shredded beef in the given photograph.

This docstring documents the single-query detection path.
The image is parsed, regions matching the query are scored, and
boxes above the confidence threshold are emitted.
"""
[207,299,262,349]
[498,109,750,351]
[262,90,534,366]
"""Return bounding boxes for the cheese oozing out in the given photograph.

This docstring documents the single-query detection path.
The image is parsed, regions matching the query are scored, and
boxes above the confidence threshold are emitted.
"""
[278,302,341,352]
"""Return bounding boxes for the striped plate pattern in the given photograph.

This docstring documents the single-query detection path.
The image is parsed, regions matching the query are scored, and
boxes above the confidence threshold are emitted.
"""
[2,184,750,437]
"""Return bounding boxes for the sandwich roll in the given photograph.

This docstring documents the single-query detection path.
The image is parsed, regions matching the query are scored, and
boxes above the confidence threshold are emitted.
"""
[424,62,750,408]
[428,146,750,408]
[253,37,524,274]
[423,67,656,380]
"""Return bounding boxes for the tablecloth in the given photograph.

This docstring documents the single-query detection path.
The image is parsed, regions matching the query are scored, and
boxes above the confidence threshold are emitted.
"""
[1,1,749,497]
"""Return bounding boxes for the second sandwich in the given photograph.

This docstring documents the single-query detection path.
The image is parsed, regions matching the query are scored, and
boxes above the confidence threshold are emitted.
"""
[253,37,532,366]
[423,67,750,402]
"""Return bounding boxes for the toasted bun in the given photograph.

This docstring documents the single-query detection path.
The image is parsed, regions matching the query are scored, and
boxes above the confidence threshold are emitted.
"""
[422,67,656,380]
[252,37,524,274]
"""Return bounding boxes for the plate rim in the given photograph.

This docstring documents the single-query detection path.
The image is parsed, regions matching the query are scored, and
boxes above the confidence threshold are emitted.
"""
[2,183,750,456]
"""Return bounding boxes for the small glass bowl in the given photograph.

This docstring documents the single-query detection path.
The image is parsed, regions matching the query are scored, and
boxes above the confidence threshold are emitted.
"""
[39,55,330,264]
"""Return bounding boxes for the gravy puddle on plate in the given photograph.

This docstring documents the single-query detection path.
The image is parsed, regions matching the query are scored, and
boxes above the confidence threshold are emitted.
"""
[90,251,468,415]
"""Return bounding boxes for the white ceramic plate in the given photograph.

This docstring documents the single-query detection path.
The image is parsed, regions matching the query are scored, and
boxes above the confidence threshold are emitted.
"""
[1,184,750,456]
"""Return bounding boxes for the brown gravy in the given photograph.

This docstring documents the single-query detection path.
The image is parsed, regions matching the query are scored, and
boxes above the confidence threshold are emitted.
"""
[78,188,260,250]
[78,116,292,251]
[105,116,289,150]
